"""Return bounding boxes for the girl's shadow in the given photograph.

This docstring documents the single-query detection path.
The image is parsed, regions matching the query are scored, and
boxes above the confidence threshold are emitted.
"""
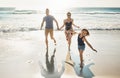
[65,51,95,78]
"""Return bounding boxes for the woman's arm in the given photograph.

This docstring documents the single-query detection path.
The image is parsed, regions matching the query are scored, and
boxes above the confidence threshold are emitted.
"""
[73,23,80,28]
[59,25,65,30]
[72,19,80,28]
[59,20,65,30]
[84,37,97,52]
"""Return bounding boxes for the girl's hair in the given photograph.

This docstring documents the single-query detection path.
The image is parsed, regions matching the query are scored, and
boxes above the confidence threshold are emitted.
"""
[82,29,90,36]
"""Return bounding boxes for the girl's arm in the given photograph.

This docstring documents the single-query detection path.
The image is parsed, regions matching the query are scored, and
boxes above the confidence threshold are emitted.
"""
[84,37,97,52]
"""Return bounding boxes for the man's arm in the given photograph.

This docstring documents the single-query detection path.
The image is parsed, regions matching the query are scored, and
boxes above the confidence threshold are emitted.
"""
[54,19,59,30]
[40,20,45,30]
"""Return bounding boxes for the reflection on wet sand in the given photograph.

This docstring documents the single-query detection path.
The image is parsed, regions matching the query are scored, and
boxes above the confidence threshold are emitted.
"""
[39,48,65,78]
[64,51,77,76]
[65,51,95,78]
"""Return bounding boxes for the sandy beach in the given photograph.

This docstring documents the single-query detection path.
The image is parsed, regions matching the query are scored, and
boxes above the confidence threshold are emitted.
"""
[0,30,120,78]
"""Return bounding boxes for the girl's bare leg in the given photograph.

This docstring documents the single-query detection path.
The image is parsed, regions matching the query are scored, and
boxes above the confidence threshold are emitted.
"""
[79,50,84,68]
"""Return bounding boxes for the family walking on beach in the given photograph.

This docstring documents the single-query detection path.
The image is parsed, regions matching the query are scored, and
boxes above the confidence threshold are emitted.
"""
[40,8,97,68]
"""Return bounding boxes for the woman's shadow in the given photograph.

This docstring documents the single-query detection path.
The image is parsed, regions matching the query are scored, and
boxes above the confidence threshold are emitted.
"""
[65,51,95,78]
[39,48,65,78]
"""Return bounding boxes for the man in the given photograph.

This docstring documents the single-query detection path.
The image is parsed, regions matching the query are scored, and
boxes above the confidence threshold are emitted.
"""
[40,8,59,49]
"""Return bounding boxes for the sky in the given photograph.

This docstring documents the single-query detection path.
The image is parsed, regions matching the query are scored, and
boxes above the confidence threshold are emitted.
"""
[0,0,120,10]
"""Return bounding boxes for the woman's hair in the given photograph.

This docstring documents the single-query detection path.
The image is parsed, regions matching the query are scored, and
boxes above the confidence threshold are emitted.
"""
[67,12,71,16]
[82,29,90,36]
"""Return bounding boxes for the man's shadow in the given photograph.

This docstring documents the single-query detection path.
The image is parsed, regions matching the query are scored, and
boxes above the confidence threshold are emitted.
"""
[65,51,95,78]
[46,48,55,73]
[39,48,65,78]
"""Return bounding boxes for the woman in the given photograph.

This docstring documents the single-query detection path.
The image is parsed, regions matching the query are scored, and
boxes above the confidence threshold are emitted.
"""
[60,12,79,51]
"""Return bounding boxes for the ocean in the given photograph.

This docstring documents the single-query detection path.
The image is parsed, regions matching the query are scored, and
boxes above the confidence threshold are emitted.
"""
[0,7,120,33]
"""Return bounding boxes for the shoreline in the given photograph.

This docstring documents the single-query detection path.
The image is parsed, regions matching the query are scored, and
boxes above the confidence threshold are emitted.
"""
[0,28,120,33]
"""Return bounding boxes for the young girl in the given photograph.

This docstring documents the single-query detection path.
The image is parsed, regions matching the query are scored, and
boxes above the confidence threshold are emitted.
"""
[78,29,97,68]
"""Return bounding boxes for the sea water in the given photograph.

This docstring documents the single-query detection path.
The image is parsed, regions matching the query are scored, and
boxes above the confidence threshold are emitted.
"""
[0,7,120,33]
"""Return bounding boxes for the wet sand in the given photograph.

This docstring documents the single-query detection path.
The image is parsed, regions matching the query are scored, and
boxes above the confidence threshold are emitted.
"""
[0,30,120,78]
